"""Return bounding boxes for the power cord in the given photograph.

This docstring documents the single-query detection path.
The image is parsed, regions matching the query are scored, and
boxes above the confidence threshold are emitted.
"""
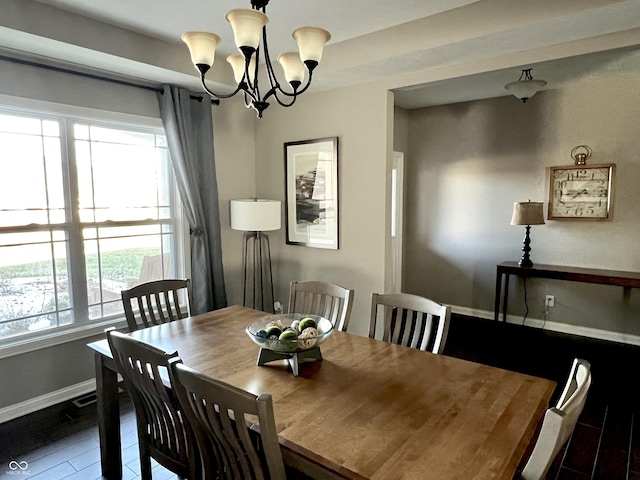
[542,297,550,330]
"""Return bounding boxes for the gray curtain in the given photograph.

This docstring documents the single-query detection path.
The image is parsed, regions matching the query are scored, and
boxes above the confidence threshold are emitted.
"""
[158,85,227,313]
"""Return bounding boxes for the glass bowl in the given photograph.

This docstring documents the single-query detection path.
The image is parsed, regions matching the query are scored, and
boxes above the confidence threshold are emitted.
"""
[246,313,333,353]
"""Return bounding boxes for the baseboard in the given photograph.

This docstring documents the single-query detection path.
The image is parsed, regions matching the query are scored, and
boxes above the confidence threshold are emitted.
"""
[0,379,96,424]
[452,305,640,347]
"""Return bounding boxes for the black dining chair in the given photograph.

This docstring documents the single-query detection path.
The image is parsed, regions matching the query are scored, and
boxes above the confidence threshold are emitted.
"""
[369,292,451,354]
[288,280,354,332]
[106,329,196,480]
[121,278,193,331]
[169,361,287,480]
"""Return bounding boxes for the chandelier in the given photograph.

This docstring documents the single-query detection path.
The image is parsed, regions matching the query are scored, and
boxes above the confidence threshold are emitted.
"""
[504,68,547,103]
[182,0,331,118]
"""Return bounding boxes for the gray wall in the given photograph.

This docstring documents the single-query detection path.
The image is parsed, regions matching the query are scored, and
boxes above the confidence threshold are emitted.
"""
[403,70,640,337]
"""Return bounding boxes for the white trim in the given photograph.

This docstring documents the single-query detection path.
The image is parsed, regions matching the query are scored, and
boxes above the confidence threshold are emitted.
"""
[0,318,128,360]
[0,379,96,424]
[452,305,640,347]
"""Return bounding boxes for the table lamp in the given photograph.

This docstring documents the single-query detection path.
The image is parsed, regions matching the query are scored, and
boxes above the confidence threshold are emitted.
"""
[231,199,281,312]
[510,200,545,267]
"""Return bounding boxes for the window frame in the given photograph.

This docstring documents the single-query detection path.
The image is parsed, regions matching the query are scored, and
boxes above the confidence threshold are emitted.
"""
[0,96,188,358]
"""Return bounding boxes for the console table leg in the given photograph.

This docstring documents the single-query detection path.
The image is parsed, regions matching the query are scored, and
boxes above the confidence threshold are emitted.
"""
[494,269,503,322]
[502,274,510,322]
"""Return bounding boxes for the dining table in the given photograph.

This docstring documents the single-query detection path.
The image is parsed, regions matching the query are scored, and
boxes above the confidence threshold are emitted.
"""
[87,305,556,480]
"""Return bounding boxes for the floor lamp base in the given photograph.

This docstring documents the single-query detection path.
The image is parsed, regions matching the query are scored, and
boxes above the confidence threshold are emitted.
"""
[242,231,275,313]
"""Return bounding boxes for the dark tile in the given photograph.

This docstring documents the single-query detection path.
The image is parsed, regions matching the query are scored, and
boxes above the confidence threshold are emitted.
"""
[593,447,629,480]
[557,467,592,480]
[601,419,632,454]
[563,423,601,474]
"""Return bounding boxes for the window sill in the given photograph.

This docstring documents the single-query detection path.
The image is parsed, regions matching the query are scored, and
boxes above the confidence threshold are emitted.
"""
[0,318,129,360]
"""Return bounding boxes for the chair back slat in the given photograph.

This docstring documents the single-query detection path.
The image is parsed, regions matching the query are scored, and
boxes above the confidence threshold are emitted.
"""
[122,279,193,331]
[288,280,355,332]
[170,362,287,480]
[369,293,451,354]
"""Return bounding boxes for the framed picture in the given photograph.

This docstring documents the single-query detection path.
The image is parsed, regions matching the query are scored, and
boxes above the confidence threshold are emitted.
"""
[548,163,615,220]
[285,137,339,249]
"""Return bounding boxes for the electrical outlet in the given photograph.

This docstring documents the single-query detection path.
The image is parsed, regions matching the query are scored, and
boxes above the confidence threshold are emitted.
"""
[545,295,555,307]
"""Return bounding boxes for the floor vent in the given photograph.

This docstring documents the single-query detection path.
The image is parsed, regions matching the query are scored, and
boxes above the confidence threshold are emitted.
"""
[71,387,124,408]
[71,393,97,408]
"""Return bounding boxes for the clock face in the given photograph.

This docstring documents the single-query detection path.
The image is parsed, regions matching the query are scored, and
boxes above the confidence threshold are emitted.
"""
[549,165,614,220]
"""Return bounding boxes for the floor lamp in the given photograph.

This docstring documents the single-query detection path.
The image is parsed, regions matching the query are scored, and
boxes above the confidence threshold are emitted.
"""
[230,199,281,313]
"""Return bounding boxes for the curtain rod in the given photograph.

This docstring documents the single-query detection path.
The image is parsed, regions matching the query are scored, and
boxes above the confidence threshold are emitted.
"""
[0,53,219,105]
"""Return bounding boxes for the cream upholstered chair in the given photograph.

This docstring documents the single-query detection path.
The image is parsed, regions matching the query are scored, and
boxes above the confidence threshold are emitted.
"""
[288,280,354,332]
[169,361,287,480]
[121,278,192,331]
[519,358,592,480]
[106,329,196,480]
[369,292,451,354]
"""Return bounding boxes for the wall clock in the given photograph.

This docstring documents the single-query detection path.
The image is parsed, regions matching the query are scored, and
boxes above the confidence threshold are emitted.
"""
[548,160,615,221]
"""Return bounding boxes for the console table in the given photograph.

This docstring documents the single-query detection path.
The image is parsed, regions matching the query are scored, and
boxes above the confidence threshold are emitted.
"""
[494,261,640,322]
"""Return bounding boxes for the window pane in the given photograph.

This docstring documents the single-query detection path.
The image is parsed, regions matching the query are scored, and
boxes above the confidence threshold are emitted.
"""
[0,116,64,227]
[0,114,42,135]
[84,227,174,320]
[76,127,171,223]
[0,232,70,339]
[0,107,183,341]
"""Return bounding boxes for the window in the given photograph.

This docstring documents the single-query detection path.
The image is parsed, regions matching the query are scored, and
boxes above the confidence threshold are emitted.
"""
[0,106,185,342]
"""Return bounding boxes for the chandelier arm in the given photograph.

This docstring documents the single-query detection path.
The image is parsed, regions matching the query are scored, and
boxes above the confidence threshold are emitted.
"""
[246,46,265,102]
[273,71,313,98]
[265,88,298,108]
[260,25,284,99]
[200,75,243,99]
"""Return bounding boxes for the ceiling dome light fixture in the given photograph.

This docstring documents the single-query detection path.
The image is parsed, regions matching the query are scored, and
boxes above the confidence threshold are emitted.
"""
[182,0,331,118]
[505,68,547,103]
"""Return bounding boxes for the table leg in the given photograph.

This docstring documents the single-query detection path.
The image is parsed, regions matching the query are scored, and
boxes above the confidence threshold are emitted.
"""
[494,268,503,322]
[95,352,122,480]
[502,273,510,322]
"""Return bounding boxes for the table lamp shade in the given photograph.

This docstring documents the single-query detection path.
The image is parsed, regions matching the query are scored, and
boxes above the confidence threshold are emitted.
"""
[511,201,545,226]
[231,199,281,232]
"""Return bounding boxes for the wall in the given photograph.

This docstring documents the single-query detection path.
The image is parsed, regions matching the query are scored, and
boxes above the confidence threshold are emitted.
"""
[403,70,640,340]
[253,84,392,337]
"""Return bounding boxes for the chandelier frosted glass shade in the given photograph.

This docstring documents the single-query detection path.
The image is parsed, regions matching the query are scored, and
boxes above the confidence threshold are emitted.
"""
[277,52,306,85]
[181,0,330,118]
[181,32,221,69]
[226,9,268,52]
[293,27,332,64]
[505,69,547,103]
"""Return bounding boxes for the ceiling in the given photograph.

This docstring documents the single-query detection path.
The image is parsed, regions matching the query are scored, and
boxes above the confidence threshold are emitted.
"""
[2,0,640,108]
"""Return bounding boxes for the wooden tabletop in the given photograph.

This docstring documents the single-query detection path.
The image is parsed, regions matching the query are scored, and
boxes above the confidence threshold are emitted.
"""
[89,305,556,480]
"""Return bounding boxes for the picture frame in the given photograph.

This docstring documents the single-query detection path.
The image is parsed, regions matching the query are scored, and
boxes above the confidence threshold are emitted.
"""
[284,137,339,249]
[548,163,615,220]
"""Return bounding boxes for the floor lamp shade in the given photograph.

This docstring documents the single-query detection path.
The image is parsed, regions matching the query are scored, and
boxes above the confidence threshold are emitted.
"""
[230,199,281,313]
[230,199,281,232]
